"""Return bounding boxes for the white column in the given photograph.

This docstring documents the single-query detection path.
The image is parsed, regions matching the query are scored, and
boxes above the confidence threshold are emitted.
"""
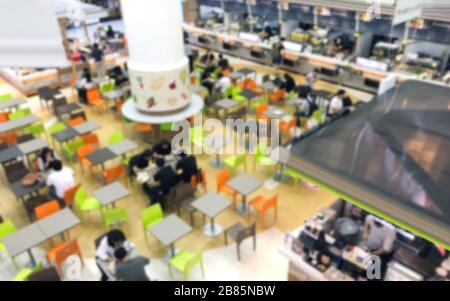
[120,0,190,113]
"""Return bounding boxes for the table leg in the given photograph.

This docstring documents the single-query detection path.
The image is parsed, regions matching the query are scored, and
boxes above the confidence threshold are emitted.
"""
[60,231,66,242]
[211,153,223,168]
[203,217,224,237]
[274,164,288,182]
[27,249,37,267]
[170,244,176,258]
[236,195,248,215]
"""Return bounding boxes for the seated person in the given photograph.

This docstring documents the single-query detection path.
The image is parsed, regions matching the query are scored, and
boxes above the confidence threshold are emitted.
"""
[114,247,150,281]
[37,147,58,173]
[215,73,232,94]
[46,160,75,202]
[283,73,296,93]
[199,50,215,65]
[110,65,129,87]
[145,158,179,207]
[332,199,366,223]
[128,149,154,177]
[176,151,198,183]
[218,54,229,69]
[96,229,132,281]
[361,215,396,257]
[328,89,346,116]
[153,139,172,158]
[200,65,218,94]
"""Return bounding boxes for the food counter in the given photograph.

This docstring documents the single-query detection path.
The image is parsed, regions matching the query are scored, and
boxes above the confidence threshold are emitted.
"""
[279,201,448,281]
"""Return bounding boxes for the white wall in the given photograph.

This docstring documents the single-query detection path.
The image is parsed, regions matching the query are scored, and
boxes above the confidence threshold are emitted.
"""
[0,0,68,67]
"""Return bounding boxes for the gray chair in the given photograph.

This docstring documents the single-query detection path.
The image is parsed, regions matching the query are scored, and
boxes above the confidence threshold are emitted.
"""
[17,134,35,144]
[28,267,61,281]
[224,222,257,261]
[170,183,199,227]
[4,160,29,184]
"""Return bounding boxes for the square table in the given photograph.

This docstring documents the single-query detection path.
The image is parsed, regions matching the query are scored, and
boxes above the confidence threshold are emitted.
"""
[270,146,291,182]
[2,224,46,266]
[56,103,83,118]
[203,135,231,168]
[192,192,231,237]
[0,145,22,164]
[36,208,80,241]
[92,181,130,207]
[10,180,46,202]
[86,148,116,170]
[149,214,192,258]
[226,173,263,215]
[18,137,48,156]
[103,90,126,101]
[229,71,244,82]
[108,139,138,157]
[0,98,27,111]
[52,127,79,144]
[213,98,240,118]
[263,106,289,120]
[260,81,278,92]
[237,68,256,78]
[0,114,40,134]
[73,121,100,135]
[240,89,261,109]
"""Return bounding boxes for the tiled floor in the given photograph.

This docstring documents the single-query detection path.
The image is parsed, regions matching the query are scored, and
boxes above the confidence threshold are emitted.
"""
[0,53,373,281]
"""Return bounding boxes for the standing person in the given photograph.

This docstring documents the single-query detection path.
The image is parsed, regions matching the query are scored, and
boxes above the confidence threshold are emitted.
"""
[328,89,346,116]
[46,160,75,202]
[271,40,284,68]
[37,147,58,173]
[283,73,296,93]
[305,68,319,89]
[114,248,151,281]
[92,43,105,79]
[96,229,130,281]
[77,68,93,104]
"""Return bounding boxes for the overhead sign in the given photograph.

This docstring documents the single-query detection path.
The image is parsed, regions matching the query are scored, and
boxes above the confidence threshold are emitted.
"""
[393,0,423,25]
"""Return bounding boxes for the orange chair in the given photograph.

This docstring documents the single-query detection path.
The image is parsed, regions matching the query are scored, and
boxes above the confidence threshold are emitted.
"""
[0,131,18,145]
[270,89,286,106]
[0,112,9,123]
[102,164,127,187]
[46,239,83,278]
[81,133,100,148]
[136,123,153,133]
[76,144,95,176]
[191,169,207,193]
[255,102,269,121]
[63,184,81,208]
[216,169,237,209]
[279,117,297,140]
[249,194,278,228]
[87,87,107,111]
[68,116,85,127]
[115,99,125,118]
[35,200,61,220]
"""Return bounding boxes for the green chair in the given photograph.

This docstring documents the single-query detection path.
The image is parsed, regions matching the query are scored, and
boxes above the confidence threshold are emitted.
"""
[224,154,247,174]
[189,126,204,149]
[0,93,13,103]
[169,250,205,280]
[287,90,297,100]
[27,123,46,138]
[140,204,164,243]
[12,262,44,281]
[74,187,102,222]
[210,67,222,79]
[102,207,129,229]
[253,143,277,173]
[108,132,125,145]
[48,122,67,135]
[63,139,84,162]
[0,220,16,254]
[100,80,116,94]
[160,123,173,132]
[284,167,303,187]
[311,109,325,124]
[9,108,31,120]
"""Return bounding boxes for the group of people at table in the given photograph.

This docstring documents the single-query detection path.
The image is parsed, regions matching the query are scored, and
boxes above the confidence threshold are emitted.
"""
[196,50,354,131]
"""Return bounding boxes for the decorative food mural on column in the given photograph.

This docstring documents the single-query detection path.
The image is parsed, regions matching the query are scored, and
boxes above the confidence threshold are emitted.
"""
[130,65,191,113]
